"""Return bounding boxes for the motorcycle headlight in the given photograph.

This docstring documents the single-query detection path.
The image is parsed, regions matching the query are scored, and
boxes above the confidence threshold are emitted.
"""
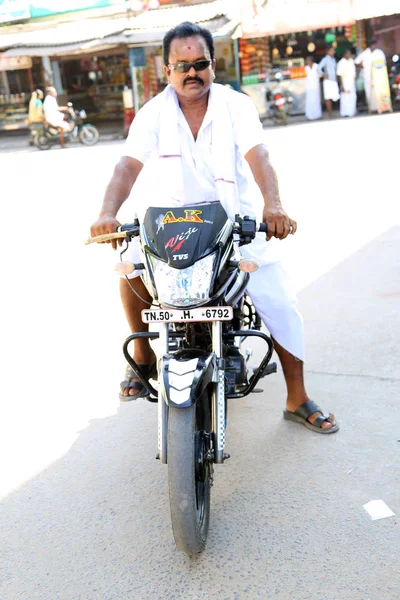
[79,109,87,118]
[149,253,216,307]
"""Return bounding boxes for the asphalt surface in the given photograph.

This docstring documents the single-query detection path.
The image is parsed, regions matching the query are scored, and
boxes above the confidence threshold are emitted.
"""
[0,112,399,600]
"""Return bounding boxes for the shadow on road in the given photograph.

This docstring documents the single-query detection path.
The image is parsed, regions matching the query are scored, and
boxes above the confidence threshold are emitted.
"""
[1,228,399,600]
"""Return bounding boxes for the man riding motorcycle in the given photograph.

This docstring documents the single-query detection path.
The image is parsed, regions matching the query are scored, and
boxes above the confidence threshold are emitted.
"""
[90,21,338,434]
[43,86,74,148]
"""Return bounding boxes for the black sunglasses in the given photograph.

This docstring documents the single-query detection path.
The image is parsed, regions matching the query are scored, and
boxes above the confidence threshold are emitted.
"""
[168,60,211,73]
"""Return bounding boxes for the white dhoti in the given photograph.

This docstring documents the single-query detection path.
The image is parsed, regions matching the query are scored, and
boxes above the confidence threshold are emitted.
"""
[305,64,322,120]
[340,85,357,116]
[323,80,340,102]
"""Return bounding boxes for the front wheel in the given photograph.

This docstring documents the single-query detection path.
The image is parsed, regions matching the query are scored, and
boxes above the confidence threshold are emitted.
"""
[168,395,212,554]
[79,124,99,146]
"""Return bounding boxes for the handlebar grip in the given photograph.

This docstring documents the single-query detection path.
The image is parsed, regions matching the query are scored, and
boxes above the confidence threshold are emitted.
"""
[84,231,127,245]
[258,223,268,233]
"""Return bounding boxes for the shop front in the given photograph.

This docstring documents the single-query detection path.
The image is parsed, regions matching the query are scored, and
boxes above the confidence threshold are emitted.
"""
[0,0,241,130]
[239,0,356,117]
[239,27,355,117]
[56,49,132,122]
[0,55,44,131]
[125,35,238,115]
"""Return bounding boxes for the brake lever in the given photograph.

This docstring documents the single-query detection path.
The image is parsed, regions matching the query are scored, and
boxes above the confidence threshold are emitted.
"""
[118,218,140,240]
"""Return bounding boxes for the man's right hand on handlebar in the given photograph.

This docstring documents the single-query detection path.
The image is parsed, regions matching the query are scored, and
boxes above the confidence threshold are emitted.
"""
[90,213,122,250]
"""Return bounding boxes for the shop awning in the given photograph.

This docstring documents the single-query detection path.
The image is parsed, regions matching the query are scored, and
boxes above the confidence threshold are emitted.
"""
[0,0,238,56]
[0,15,128,54]
[241,0,355,38]
[352,0,400,20]
[108,16,238,47]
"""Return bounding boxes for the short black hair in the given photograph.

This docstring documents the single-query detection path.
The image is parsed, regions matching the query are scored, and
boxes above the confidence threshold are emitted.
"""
[369,39,377,47]
[163,21,215,66]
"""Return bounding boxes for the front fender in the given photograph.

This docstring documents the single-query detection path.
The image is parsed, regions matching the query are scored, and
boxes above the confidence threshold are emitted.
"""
[160,349,216,408]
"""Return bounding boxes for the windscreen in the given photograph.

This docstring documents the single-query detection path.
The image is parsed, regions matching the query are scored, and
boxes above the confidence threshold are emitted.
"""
[142,202,229,269]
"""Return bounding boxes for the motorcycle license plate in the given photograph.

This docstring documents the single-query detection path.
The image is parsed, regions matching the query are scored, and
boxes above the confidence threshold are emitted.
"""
[275,98,285,106]
[141,306,233,324]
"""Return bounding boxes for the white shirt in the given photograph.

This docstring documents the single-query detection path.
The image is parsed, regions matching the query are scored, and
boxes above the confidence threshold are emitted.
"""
[337,57,356,90]
[123,85,266,220]
[43,95,64,127]
[305,63,320,89]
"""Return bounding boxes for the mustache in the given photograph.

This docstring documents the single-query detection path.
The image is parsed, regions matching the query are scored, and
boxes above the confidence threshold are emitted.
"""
[183,76,204,85]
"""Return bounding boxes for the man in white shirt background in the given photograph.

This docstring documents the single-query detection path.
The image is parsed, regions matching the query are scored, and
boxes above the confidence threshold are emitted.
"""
[90,22,338,433]
[43,86,74,147]
[337,49,357,117]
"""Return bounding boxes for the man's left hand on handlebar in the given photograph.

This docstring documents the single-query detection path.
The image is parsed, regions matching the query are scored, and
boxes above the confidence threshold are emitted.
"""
[262,205,297,241]
[90,214,122,250]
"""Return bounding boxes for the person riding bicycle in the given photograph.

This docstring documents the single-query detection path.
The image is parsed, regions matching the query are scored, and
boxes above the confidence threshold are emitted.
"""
[90,21,338,434]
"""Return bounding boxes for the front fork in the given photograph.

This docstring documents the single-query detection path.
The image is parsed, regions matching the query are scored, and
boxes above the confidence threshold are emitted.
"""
[157,321,226,465]
[211,321,225,464]
[158,324,169,464]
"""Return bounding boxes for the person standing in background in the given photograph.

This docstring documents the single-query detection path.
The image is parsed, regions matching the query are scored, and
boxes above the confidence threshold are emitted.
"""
[305,56,322,120]
[318,45,340,117]
[355,40,392,113]
[337,49,357,117]
[354,40,375,111]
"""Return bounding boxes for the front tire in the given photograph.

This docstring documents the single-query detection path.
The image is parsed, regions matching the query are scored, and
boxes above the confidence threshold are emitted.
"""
[79,124,99,146]
[168,395,212,554]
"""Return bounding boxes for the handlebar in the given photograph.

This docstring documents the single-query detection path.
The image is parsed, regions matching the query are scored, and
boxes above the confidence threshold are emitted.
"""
[84,217,267,246]
[84,221,140,245]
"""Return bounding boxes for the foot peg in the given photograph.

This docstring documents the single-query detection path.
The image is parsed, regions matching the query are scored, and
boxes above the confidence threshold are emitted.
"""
[259,362,277,378]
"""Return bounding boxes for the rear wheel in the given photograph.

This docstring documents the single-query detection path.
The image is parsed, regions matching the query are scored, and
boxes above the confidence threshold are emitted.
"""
[34,135,51,150]
[168,392,213,554]
[79,125,99,146]
[273,110,288,126]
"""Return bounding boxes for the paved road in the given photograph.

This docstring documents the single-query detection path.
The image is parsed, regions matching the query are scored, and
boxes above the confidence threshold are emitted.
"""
[1,113,399,600]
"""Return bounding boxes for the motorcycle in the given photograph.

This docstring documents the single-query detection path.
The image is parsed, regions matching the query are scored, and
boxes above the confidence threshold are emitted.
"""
[389,54,400,104]
[34,103,99,150]
[86,203,277,554]
[265,86,292,125]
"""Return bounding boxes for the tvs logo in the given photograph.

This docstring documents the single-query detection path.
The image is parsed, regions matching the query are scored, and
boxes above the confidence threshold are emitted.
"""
[173,254,189,261]
[165,226,198,252]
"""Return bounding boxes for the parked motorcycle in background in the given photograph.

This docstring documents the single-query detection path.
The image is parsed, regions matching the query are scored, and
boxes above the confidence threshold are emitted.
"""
[389,54,400,105]
[34,102,99,150]
[265,85,293,125]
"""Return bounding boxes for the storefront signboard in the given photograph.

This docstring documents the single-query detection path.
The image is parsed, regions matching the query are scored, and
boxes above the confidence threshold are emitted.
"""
[352,0,399,20]
[0,0,30,23]
[29,0,127,18]
[242,0,355,37]
[0,54,32,70]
